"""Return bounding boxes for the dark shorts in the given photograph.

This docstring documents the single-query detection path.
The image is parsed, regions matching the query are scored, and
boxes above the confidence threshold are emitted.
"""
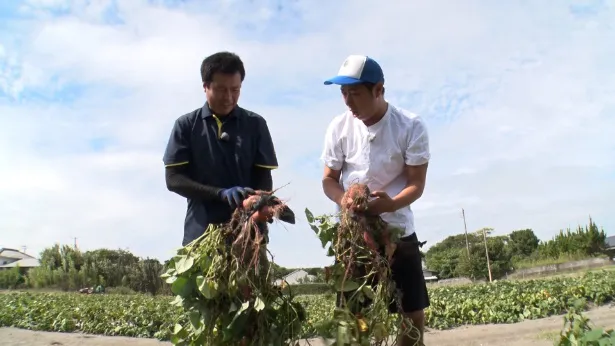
[336,232,430,314]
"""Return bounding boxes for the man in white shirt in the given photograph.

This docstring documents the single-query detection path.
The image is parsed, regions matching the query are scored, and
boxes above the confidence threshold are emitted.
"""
[320,55,430,346]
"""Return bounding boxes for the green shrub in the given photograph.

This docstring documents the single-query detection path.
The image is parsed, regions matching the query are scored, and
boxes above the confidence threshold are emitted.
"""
[106,286,137,295]
[282,283,332,295]
[0,267,23,289]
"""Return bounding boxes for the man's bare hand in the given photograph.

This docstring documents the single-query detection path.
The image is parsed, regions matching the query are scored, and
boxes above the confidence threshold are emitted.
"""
[366,191,397,215]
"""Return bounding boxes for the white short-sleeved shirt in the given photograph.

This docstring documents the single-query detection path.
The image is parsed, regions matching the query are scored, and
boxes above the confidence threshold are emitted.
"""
[320,102,430,236]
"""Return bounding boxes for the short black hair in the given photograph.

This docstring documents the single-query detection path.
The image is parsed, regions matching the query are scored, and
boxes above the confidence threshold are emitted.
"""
[200,52,246,84]
[362,82,385,96]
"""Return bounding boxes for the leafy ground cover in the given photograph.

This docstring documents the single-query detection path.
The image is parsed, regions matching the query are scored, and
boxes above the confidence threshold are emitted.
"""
[426,270,615,329]
[1,270,614,342]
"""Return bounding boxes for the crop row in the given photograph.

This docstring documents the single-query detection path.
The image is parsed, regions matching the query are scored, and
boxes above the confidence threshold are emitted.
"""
[1,270,614,340]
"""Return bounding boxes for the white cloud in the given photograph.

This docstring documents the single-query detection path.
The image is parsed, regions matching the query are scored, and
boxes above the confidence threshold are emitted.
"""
[0,0,614,267]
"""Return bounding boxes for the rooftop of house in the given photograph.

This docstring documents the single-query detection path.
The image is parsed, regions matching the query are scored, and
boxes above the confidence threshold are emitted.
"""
[0,257,40,268]
[0,248,34,260]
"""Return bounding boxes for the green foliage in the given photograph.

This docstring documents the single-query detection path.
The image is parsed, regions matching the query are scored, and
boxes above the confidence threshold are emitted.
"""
[22,244,169,295]
[106,286,138,295]
[161,225,306,345]
[306,207,417,345]
[0,267,24,289]
[425,270,615,329]
[0,292,178,339]
[82,248,140,287]
[1,270,614,342]
[535,218,607,261]
[456,234,512,280]
[281,283,332,296]
[124,258,166,295]
[27,265,95,291]
[39,244,85,272]
[425,233,481,279]
[425,218,610,280]
[509,229,540,258]
[270,262,293,279]
[555,298,615,346]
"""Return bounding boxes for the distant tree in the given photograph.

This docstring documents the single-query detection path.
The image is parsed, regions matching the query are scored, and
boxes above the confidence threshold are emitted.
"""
[456,232,512,280]
[509,229,540,257]
[535,217,607,259]
[425,233,483,279]
[270,263,293,279]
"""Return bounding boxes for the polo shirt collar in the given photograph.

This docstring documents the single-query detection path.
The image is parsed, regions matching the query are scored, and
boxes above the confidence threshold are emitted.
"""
[200,102,241,119]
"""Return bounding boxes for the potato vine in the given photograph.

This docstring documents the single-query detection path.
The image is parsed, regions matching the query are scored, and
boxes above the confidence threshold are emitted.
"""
[305,183,421,345]
[161,191,306,346]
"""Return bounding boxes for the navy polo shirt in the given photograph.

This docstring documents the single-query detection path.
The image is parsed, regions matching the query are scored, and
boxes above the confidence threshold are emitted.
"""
[162,102,278,246]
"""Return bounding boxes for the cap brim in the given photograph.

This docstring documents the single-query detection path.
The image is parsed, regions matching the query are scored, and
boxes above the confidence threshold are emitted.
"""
[323,75,364,85]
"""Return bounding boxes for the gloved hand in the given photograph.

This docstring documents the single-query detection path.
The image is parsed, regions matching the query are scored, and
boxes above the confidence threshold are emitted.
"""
[219,186,255,209]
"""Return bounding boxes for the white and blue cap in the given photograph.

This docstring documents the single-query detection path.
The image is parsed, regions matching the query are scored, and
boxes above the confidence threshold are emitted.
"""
[324,55,385,85]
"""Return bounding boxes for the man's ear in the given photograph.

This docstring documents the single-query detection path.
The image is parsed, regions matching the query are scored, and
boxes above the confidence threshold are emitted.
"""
[374,82,385,98]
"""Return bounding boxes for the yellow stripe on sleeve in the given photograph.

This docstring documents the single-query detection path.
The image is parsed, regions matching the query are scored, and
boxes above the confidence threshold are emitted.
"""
[255,164,278,170]
[165,161,189,167]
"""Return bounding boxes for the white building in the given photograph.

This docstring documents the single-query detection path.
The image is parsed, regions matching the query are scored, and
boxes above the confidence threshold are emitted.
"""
[275,262,439,286]
[607,235,615,259]
[0,248,40,271]
[274,269,317,286]
[421,258,439,282]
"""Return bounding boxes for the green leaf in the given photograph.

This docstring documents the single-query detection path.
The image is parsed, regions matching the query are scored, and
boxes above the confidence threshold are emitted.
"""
[582,329,605,342]
[334,279,360,292]
[171,276,193,297]
[175,256,194,274]
[170,295,183,307]
[225,302,251,340]
[319,234,329,248]
[305,208,314,223]
[189,310,200,330]
[254,296,265,311]
[238,301,250,314]
[199,256,213,271]
[361,286,375,300]
[195,275,218,299]
[337,324,349,344]
[173,323,183,335]
[310,225,320,235]
[171,277,187,295]
[229,302,238,313]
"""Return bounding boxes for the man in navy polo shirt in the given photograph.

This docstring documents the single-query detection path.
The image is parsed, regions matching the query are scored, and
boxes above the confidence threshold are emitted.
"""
[163,51,278,246]
[320,55,431,345]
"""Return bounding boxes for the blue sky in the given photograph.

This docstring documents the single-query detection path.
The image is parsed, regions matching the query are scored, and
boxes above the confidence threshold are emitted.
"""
[1,0,614,268]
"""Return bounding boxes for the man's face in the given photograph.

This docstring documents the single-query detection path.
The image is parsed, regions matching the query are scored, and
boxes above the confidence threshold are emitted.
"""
[340,84,381,122]
[204,72,242,115]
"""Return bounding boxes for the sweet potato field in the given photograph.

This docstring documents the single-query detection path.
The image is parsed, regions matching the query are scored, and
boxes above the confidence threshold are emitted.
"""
[1,270,614,341]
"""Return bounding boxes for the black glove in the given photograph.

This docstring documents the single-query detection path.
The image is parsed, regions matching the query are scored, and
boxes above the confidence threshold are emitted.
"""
[277,205,295,224]
[219,186,255,209]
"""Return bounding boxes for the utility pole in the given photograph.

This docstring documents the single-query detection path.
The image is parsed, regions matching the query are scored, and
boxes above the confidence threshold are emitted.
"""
[461,208,470,258]
[74,237,78,250]
[481,227,493,283]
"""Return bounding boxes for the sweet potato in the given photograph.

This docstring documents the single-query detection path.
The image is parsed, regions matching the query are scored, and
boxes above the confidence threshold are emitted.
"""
[343,184,370,211]
[242,195,274,223]
[363,231,378,252]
